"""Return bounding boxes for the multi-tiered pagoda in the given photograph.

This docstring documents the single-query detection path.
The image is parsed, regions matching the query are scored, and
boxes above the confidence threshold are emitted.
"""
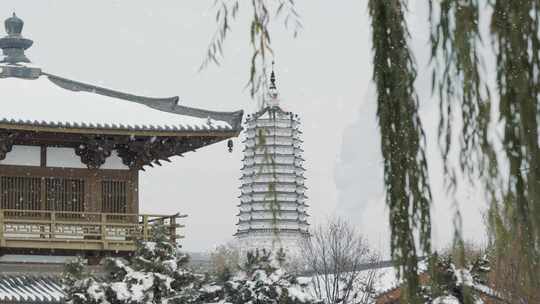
[235,70,310,254]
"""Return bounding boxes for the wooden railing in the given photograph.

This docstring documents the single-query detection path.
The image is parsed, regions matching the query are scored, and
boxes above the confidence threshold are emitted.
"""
[0,209,186,252]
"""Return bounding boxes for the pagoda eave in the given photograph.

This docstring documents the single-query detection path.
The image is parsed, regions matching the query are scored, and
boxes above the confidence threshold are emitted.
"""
[234,228,310,236]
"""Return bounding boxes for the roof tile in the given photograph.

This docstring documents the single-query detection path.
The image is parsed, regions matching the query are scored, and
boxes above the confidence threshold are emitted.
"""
[0,275,64,303]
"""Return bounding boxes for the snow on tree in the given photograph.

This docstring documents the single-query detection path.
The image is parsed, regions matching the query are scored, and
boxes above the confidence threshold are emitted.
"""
[63,223,205,304]
[422,253,491,304]
[199,248,320,304]
[62,257,109,304]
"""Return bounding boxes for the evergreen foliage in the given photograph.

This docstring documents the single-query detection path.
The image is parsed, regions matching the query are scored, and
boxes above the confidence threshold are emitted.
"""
[63,257,108,304]
[199,249,319,304]
[62,224,204,304]
[423,253,490,304]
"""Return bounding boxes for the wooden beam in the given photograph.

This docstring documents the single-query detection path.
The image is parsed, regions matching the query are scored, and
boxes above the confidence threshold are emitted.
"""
[0,164,131,179]
[40,145,47,167]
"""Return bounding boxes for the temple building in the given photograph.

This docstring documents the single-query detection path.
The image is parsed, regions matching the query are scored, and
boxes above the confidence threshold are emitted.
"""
[0,13,242,302]
[235,68,310,255]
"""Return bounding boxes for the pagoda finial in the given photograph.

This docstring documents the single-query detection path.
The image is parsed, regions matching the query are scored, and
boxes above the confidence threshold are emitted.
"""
[0,13,33,63]
[266,61,280,108]
[270,61,277,90]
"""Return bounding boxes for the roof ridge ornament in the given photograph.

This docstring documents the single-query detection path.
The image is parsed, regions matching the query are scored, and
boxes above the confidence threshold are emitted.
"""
[0,13,34,64]
[6,13,24,36]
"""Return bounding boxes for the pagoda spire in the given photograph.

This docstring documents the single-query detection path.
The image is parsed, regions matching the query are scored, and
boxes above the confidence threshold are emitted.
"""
[266,61,280,108]
[269,61,277,90]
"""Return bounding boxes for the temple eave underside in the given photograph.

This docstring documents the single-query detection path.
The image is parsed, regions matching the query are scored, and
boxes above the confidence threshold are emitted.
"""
[0,128,233,170]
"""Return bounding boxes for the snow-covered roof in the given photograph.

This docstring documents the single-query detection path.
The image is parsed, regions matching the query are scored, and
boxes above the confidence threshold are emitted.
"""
[0,275,64,303]
[0,69,243,135]
[0,14,243,136]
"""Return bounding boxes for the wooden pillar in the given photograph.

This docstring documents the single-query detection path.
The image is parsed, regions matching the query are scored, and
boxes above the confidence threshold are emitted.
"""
[0,210,5,247]
[131,170,139,215]
[39,146,47,216]
[143,215,148,241]
[50,211,56,240]
[87,170,101,213]
[39,180,46,238]
[36,145,47,237]
[101,213,108,250]
[40,146,47,167]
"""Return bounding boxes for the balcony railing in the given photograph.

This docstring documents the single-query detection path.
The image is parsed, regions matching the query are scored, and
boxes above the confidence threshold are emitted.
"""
[0,209,186,252]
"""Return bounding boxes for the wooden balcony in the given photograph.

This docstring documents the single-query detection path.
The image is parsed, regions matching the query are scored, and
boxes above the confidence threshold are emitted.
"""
[0,209,186,252]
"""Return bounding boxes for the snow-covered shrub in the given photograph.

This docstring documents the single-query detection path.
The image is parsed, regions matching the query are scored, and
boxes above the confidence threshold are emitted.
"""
[199,249,321,304]
[63,223,205,304]
[63,257,109,304]
[423,253,491,304]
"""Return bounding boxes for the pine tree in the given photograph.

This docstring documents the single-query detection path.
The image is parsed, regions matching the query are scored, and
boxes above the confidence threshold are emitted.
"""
[63,223,204,304]
[423,253,491,304]
[62,257,108,304]
[200,249,319,304]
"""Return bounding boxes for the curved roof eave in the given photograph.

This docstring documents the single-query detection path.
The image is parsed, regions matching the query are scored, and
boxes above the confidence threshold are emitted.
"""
[44,72,244,132]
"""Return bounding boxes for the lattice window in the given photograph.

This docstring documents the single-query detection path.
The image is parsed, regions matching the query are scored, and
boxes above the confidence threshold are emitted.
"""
[45,178,85,218]
[0,176,42,217]
[102,180,128,215]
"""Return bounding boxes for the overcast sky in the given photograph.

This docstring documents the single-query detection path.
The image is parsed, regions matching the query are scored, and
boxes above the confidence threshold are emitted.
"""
[0,0,490,254]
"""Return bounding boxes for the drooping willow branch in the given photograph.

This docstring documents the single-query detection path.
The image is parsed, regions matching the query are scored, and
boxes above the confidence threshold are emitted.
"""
[428,0,499,269]
[368,1,432,302]
[431,0,540,298]
[201,0,301,99]
[200,0,240,70]
[429,0,495,191]
[490,0,540,291]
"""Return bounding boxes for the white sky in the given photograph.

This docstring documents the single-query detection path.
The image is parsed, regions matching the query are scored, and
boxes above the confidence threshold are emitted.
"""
[0,0,489,255]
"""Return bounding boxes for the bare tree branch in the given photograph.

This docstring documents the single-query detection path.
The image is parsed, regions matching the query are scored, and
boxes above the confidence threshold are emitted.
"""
[299,218,381,304]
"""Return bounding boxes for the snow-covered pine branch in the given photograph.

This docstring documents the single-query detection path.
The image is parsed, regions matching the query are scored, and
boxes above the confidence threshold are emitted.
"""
[62,223,205,304]
[199,249,321,304]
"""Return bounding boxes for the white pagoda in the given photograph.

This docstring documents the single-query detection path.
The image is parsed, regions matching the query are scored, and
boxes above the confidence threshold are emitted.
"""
[235,69,310,255]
